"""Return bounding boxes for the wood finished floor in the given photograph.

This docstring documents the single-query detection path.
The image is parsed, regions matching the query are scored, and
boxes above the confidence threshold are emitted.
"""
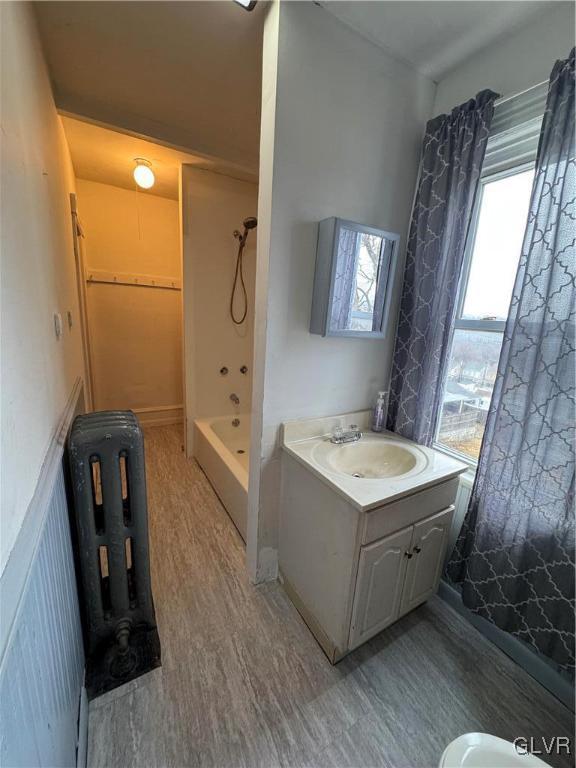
[88,425,573,768]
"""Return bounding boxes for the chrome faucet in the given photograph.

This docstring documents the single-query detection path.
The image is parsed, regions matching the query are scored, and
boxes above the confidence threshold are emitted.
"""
[230,393,240,405]
[330,424,362,444]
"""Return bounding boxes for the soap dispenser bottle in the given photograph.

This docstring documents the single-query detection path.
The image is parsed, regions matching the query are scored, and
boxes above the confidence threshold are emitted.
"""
[371,390,388,432]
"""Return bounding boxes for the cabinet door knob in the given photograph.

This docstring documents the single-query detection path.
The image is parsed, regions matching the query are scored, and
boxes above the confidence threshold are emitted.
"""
[404,551,413,559]
[413,546,422,554]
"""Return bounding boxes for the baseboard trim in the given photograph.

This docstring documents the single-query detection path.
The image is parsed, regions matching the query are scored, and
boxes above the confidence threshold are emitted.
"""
[0,376,84,662]
[77,686,88,768]
[438,580,574,711]
[279,570,344,664]
[133,404,183,427]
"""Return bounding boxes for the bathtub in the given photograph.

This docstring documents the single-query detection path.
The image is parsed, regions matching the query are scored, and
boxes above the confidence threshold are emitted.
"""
[193,414,250,541]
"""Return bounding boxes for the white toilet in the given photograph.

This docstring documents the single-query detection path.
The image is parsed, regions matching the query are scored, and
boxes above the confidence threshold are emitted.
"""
[439,733,553,768]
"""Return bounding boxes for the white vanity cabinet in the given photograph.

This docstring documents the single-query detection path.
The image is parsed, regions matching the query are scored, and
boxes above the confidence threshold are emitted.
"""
[400,507,454,615]
[279,424,466,663]
[348,526,413,650]
[349,506,454,650]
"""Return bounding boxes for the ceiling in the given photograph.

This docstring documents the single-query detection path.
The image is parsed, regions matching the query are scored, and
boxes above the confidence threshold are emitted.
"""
[39,0,561,183]
[35,1,265,174]
[61,116,245,200]
[321,1,558,81]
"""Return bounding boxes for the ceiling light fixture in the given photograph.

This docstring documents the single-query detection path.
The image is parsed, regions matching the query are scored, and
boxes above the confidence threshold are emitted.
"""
[133,158,155,189]
[233,0,257,10]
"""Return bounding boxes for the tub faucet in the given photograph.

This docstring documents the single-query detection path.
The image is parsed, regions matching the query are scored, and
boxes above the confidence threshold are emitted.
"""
[230,393,240,405]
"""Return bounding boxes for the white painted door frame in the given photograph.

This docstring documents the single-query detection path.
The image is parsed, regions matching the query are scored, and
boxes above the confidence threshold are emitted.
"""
[69,193,95,412]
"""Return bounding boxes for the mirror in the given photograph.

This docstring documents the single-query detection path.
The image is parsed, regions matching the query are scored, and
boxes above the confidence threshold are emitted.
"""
[310,218,399,338]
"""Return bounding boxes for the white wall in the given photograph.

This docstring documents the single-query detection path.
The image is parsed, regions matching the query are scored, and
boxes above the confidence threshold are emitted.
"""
[433,2,575,114]
[247,0,280,579]
[248,2,434,581]
[76,180,183,424]
[181,167,258,450]
[0,3,84,574]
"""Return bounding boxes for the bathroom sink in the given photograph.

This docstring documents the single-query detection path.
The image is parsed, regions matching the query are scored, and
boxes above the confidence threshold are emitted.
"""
[282,411,468,511]
[311,435,426,479]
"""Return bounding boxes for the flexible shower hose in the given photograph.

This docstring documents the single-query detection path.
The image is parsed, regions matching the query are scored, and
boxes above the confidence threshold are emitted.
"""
[230,238,248,325]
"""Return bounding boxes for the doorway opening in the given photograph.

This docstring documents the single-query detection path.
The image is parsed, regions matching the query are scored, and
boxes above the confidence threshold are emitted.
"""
[64,116,259,544]
[66,117,186,437]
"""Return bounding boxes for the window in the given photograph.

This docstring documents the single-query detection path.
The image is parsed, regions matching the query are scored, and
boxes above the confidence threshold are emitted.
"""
[350,233,381,331]
[435,166,535,462]
[433,84,547,464]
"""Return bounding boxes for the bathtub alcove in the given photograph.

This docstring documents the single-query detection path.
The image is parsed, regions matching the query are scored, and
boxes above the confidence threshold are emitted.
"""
[194,414,250,541]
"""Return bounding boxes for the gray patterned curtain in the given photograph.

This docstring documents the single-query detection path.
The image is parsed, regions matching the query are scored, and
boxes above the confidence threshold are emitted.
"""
[447,50,575,676]
[388,90,498,444]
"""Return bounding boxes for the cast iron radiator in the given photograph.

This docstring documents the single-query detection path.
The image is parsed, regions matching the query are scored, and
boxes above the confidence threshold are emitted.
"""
[68,410,161,699]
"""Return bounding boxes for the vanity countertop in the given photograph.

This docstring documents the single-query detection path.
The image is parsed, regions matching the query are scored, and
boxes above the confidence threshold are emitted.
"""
[282,410,468,512]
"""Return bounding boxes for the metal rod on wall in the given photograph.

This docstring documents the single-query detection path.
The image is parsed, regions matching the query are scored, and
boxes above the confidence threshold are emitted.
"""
[86,269,182,291]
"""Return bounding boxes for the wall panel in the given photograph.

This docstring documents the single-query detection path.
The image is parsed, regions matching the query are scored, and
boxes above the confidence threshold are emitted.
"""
[0,467,84,768]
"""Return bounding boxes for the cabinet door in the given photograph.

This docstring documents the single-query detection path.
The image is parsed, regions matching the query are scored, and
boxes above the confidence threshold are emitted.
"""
[348,525,413,650]
[400,505,454,616]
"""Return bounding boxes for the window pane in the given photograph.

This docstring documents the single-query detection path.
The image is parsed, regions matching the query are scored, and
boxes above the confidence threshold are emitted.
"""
[350,233,381,331]
[437,329,503,461]
[462,169,534,321]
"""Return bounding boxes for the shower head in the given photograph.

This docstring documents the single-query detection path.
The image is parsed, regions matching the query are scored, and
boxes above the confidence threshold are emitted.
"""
[233,216,258,244]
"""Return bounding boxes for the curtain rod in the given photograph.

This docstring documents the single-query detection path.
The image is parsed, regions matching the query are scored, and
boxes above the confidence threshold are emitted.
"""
[494,79,548,107]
